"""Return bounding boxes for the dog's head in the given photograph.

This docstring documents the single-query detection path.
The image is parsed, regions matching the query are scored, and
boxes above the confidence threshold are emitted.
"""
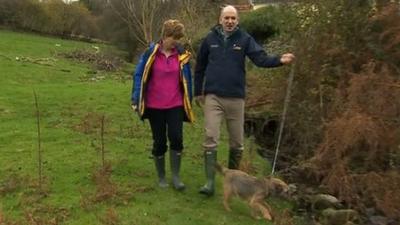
[264,177,291,199]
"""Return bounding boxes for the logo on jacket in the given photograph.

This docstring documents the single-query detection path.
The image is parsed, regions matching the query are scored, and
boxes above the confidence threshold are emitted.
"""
[233,44,242,50]
[210,44,219,48]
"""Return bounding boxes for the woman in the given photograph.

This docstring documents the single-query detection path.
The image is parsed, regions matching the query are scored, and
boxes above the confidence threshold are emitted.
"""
[131,20,194,191]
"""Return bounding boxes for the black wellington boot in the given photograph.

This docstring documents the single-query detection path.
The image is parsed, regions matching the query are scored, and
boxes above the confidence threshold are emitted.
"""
[228,148,243,169]
[199,150,217,196]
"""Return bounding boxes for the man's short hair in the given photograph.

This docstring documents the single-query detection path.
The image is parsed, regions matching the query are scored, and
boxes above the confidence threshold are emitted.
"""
[161,19,185,39]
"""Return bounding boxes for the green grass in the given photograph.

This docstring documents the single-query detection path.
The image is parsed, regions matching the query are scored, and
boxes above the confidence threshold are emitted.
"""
[0,29,293,225]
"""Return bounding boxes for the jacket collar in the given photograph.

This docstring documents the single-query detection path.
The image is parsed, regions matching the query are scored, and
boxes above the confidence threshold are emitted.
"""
[212,24,240,39]
[153,40,186,55]
[150,42,191,64]
[157,42,179,56]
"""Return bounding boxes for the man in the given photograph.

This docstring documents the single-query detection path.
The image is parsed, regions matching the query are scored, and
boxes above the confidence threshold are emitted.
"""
[194,5,295,196]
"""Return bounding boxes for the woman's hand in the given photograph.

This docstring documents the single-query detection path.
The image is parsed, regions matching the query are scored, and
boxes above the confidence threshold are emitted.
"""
[131,104,137,112]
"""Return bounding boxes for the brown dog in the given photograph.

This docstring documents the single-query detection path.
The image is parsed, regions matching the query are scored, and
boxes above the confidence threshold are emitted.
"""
[215,163,290,220]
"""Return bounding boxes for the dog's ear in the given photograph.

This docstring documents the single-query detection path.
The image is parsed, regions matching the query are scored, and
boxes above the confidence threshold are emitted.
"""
[274,179,292,199]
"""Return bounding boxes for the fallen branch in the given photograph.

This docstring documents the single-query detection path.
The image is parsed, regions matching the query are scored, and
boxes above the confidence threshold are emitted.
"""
[380,82,400,88]
[16,56,56,66]
[0,54,12,60]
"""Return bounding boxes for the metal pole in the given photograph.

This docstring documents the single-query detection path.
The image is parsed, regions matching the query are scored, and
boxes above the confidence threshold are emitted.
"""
[271,63,295,175]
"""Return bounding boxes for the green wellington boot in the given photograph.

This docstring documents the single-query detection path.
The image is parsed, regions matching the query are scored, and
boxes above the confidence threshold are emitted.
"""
[170,150,185,191]
[199,150,217,196]
[154,155,168,188]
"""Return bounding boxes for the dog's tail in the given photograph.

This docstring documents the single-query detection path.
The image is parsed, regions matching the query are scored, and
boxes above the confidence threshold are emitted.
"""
[215,163,228,175]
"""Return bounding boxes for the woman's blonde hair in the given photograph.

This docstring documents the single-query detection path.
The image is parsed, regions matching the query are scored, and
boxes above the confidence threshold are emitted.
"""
[161,19,185,39]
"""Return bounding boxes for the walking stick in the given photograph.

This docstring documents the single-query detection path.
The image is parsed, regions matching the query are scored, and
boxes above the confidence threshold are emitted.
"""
[271,63,296,175]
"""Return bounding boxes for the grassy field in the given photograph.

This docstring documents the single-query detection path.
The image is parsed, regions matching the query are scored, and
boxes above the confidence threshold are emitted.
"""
[0,30,292,225]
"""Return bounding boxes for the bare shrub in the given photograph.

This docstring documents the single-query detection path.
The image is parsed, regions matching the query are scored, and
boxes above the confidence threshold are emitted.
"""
[369,2,400,68]
[73,112,109,135]
[0,209,21,225]
[263,1,400,220]
[310,60,400,215]
[355,171,400,220]
[91,163,118,202]
[23,205,70,225]
[80,163,136,210]
[0,174,25,195]
[310,8,400,219]
[100,208,120,225]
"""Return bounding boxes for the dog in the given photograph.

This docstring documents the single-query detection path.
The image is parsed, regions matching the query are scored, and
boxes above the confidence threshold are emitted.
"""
[215,163,290,221]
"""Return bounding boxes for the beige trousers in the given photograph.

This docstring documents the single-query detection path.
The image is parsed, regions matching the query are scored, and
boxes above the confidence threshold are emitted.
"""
[202,94,244,151]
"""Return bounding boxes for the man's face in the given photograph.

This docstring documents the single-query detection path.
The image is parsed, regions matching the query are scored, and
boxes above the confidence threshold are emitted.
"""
[219,9,238,33]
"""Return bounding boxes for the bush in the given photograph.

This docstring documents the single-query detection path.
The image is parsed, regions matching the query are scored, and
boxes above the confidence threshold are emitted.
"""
[240,5,295,43]
[16,0,50,32]
[266,0,400,220]
[0,0,22,26]
[0,0,98,39]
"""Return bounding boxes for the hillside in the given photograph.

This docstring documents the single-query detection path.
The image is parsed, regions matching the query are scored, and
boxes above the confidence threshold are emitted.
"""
[0,30,290,225]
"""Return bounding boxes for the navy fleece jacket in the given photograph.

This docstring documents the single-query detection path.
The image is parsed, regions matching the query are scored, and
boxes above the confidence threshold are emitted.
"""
[194,25,282,98]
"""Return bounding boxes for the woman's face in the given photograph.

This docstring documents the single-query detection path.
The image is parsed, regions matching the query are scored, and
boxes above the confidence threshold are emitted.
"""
[162,36,180,50]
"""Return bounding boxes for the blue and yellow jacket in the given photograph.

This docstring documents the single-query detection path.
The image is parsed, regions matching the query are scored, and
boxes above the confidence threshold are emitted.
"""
[131,42,194,122]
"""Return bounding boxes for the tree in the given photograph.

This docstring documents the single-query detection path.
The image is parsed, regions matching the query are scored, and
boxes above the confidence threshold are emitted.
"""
[173,0,220,54]
[79,0,108,15]
[109,0,172,47]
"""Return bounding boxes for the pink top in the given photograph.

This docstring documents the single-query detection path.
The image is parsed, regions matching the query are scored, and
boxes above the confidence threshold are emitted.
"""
[145,47,183,109]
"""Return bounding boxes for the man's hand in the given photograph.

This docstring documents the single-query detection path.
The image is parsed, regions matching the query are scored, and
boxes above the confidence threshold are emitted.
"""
[280,53,295,65]
[194,96,204,107]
